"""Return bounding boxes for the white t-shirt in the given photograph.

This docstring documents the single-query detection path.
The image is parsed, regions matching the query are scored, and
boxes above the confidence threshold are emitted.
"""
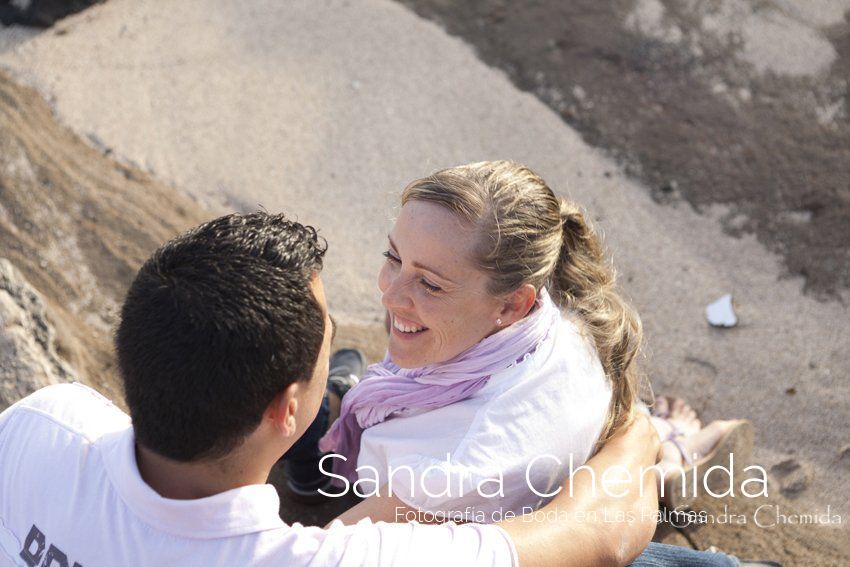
[0,383,517,567]
[356,315,612,522]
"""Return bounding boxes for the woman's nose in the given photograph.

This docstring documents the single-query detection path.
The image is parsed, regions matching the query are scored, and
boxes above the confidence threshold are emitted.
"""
[381,271,412,311]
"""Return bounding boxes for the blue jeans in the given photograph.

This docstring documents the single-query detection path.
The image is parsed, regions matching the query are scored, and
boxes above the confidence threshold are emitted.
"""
[630,543,739,566]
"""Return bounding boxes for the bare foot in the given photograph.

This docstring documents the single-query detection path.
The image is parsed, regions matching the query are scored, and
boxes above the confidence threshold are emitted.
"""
[657,419,739,481]
[650,396,702,440]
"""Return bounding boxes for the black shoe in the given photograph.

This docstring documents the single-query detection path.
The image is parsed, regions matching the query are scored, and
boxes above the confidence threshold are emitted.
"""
[327,348,366,400]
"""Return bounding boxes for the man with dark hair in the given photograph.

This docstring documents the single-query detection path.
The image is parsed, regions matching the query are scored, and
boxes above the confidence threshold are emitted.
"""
[0,212,708,566]
[118,213,328,463]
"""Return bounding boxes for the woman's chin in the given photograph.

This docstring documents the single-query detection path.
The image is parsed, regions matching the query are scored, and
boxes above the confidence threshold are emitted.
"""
[387,343,425,369]
[387,350,418,369]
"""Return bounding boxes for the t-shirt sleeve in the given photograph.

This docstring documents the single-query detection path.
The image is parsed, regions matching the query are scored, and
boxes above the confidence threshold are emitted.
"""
[0,384,128,448]
[291,519,518,567]
[0,402,14,431]
[0,390,30,432]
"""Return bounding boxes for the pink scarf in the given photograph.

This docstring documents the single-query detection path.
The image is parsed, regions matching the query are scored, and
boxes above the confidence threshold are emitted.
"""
[318,289,560,482]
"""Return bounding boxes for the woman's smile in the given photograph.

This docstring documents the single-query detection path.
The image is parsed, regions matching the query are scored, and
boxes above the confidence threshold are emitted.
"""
[378,200,505,368]
[390,314,429,335]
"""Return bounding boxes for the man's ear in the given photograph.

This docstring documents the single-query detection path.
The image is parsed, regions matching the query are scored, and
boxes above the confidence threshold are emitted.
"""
[266,383,300,438]
[498,284,537,326]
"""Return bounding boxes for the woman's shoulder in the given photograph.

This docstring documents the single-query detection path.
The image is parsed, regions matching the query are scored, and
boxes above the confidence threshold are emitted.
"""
[547,311,608,381]
[470,311,610,410]
[556,309,598,352]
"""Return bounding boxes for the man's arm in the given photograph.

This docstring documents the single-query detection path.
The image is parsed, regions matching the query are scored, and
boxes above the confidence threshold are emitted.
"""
[498,414,660,566]
[332,490,419,526]
[333,415,660,565]
[333,486,462,526]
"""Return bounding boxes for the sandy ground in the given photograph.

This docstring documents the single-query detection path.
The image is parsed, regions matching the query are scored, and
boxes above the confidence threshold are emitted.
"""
[0,0,848,560]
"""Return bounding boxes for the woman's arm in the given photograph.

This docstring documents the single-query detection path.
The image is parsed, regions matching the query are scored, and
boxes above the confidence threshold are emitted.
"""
[498,414,660,566]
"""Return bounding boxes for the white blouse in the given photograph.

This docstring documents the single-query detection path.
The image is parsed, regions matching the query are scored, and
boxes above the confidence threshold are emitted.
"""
[356,314,612,523]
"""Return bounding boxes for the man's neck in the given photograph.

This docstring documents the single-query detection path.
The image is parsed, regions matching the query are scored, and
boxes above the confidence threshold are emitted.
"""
[135,443,274,500]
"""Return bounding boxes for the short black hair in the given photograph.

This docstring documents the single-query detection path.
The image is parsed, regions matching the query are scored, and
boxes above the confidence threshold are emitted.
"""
[116,212,327,461]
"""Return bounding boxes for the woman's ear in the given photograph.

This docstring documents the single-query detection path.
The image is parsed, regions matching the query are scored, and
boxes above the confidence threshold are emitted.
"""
[498,284,537,326]
[266,383,300,438]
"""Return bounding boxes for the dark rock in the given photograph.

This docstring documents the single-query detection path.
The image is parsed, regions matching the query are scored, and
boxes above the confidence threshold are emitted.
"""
[0,0,105,28]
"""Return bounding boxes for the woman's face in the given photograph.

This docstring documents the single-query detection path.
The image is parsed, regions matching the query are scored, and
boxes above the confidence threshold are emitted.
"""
[378,200,505,368]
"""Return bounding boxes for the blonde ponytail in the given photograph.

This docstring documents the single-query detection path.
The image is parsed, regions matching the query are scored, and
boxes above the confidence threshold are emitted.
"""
[554,200,643,445]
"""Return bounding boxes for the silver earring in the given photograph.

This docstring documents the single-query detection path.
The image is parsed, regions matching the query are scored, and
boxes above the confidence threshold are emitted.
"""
[496,318,502,326]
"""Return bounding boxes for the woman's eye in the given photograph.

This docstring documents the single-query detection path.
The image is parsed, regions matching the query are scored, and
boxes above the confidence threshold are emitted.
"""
[420,279,442,293]
[382,250,440,293]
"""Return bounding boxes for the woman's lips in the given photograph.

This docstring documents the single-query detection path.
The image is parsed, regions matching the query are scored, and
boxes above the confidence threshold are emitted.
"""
[391,314,428,336]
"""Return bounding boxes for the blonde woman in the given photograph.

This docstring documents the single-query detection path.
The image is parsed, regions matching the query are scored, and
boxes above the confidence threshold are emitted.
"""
[307,161,748,521]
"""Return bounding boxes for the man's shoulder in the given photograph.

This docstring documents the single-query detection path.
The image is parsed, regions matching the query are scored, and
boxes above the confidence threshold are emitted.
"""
[0,383,130,441]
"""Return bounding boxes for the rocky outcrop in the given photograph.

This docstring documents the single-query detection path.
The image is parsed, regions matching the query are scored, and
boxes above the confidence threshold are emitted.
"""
[0,69,209,407]
[0,258,76,411]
